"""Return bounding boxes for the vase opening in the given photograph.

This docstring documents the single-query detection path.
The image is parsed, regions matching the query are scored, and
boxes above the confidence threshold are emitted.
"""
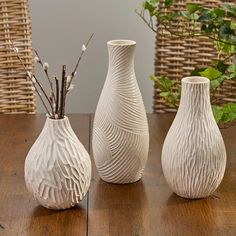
[182,76,209,84]
[107,40,136,46]
[46,115,68,121]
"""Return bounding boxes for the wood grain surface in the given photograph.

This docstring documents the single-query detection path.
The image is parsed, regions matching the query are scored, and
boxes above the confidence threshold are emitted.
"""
[0,114,236,236]
[0,114,90,236]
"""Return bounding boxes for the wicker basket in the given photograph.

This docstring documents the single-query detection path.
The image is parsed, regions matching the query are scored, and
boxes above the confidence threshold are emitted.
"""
[153,0,236,113]
[0,0,35,114]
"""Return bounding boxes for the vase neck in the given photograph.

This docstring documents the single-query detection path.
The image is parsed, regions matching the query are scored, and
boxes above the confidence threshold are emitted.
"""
[43,116,73,135]
[178,77,212,118]
[107,40,136,75]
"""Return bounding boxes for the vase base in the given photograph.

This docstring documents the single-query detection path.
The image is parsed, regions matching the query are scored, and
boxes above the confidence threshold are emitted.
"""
[38,203,77,211]
[174,192,213,200]
[99,176,142,185]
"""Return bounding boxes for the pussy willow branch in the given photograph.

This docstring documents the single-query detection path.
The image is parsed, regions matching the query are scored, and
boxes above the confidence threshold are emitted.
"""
[33,74,55,118]
[59,65,67,118]
[33,49,56,105]
[55,77,59,115]
[67,33,94,92]
[10,40,52,115]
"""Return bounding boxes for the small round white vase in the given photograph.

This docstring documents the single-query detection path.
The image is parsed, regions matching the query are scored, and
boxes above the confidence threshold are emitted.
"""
[25,117,91,209]
[92,40,149,184]
[161,76,226,199]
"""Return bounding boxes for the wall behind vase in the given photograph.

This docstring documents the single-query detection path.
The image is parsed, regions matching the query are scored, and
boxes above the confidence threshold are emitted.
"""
[29,0,154,113]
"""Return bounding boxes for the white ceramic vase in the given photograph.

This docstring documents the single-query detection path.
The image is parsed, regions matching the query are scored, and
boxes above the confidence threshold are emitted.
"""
[161,76,226,199]
[92,40,149,184]
[25,117,91,209]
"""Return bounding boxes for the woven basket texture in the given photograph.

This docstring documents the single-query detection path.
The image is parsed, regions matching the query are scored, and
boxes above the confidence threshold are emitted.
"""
[154,0,235,113]
[0,0,35,114]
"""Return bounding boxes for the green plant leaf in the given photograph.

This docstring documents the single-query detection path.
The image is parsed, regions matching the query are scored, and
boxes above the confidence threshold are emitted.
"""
[198,11,212,22]
[219,22,235,40]
[215,40,236,55]
[186,3,200,14]
[160,91,170,98]
[201,23,216,33]
[231,22,236,30]
[199,67,222,80]
[160,92,178,108]
[157,76,175,91]
[210,75,226,90]
[217,75,228,83]
[211,8,225,19]
[149,0,159,5]
[212,105,223,123]
[163,12,180,21]
[220,103,236,123]
[143,1,156,13]
[223,3,236,17]
[210,79,221,89]
[215,60,229,73]
[228,64,236,73]
[149,75,158,82]
[221,112,236,123]
[172,92,180,101]
[139,0,236,122]
[229,73,236,79]
[222,102,236,113]
[191,67,207,76]
[164,0,173,8]
[179,11,189,18]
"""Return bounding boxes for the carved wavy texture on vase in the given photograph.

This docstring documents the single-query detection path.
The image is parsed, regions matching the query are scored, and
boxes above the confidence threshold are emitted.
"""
[162,80,226,199]
[25,117,91,209]
[93,42,149,184]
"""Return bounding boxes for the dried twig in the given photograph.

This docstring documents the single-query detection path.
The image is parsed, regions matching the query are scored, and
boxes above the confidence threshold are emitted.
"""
[33,74,55,118]
[135,9,157,33]
[10,35,93,119]
[33,49,56,103]
[32,82,51,116]
[67,33,94,92]
[55,77,59,115]
[59,65,67,118]
[10,40,52,115]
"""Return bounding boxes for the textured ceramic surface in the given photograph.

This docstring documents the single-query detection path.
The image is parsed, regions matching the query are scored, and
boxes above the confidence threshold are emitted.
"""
[162,77,226,199]
[93,40,149,184]
[25,117,91,209]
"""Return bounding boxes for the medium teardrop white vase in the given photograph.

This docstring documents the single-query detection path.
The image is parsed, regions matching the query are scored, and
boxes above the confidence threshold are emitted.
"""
[162,76,226,199]
[92,40,149,184]
[25,117,91,209]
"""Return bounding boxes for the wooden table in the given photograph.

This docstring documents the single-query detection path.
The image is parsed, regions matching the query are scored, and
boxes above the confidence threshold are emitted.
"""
[0,114,236,236]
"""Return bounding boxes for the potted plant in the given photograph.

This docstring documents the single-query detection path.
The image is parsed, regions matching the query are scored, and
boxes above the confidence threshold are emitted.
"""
[136,0,236,128]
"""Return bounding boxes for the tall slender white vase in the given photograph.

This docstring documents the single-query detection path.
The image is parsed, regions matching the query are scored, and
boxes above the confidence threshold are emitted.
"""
[162,76,226,199]
[92,40,149,184]
[25,117,91,209]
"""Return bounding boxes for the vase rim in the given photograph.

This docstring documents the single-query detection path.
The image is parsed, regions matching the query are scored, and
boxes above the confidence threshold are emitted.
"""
[46,115,68,122]
[182,76,209,84]
[107,39,136,46]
